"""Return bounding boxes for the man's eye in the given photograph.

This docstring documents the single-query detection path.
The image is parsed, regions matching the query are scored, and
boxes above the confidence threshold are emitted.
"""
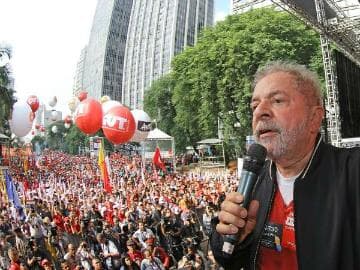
[250,103,258,111]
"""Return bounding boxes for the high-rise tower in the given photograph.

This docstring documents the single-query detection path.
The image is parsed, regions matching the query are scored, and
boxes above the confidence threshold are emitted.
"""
[122,0,214,109]
[82,0,133,101]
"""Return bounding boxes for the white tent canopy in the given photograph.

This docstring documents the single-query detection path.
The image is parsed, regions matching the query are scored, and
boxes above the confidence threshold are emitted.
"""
[146,128,172,140]
[142,128,176,171]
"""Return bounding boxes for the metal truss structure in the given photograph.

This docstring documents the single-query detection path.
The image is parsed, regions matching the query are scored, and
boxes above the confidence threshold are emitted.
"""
[271,0,360,146]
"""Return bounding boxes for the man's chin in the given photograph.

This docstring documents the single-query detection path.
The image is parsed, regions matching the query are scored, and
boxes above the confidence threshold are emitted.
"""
[257,140,278,159]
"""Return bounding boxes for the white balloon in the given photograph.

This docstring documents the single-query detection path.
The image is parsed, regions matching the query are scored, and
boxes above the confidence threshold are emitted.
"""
[51,110,58,121]
[130,109,152,142]
[9,101,33,137]
[101,100,122,115]
[49,96,57,107]
[51,126,58,133]
[68,96,80,113]
[64,123,71,129]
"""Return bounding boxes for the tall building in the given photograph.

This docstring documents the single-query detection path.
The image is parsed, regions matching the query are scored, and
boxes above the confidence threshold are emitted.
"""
[72,46,87,96]
[122,0,214,109]
[82,0,133,101]
[231,0,273,14]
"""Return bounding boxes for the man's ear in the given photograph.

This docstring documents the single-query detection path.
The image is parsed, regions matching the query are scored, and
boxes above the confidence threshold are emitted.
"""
[310,106,325,133]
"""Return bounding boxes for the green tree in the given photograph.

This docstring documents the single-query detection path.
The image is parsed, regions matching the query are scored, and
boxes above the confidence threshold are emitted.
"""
[170,8,323,157]
[0,47,16,136]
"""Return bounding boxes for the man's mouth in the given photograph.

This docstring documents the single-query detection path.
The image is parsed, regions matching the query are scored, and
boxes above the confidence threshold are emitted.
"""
[257,129,277,138]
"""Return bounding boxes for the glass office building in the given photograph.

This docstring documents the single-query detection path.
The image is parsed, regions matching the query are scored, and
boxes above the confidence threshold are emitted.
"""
[82,0,133,101]
[122,0,214,109]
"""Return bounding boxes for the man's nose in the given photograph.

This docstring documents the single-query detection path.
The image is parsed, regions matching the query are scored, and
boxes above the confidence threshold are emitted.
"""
[253,100,272,120]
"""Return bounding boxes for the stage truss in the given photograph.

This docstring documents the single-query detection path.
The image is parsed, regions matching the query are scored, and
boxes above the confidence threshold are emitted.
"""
[270,0,360,146]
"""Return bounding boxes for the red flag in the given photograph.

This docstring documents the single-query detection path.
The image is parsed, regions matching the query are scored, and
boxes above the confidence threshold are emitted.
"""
[153,147,166,171]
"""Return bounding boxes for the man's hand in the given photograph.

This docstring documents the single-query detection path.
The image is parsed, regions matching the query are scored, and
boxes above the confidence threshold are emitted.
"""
[216,192,259,243]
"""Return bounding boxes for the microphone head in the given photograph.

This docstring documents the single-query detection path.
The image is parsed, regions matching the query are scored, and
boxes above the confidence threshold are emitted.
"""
[243,143,267,174]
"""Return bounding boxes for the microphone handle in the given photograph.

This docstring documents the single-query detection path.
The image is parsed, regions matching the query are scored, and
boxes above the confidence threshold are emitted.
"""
[222,170,257,254]
[237,170,257,209]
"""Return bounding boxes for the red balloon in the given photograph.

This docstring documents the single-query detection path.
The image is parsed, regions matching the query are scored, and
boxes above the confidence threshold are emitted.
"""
[35,124,40,130]
[27,95,40,112]
[75,98,103,134]
[102,106,136,144]
[78,91,88,102]
[64,115,72,124]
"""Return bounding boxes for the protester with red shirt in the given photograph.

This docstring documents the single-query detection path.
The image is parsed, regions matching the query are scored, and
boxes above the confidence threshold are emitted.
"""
[7,247,21,270]
[126,240,143,266]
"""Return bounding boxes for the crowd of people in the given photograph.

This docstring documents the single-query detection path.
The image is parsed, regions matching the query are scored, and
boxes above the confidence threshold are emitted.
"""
[0,149,236,270]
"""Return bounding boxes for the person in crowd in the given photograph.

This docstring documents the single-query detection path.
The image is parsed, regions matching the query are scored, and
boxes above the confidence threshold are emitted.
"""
[140,248,166,270]
[26,209,45,248]
[20,262,29,270]
[206,250,223,270]
[40,259,54,270]
[126,239,143,267]
[0,232,12,269]
[26,238,49,270]
[159,208,182,261]
[95,233,121,269]
[211,61,360,269]
[145,238,171,269]
[59,260,71,270]
[202,206,215,237]
[132,221,155,250]
[76,241,94,270]
[8,247,21,270]
[63,244,79,269]
[91,257,104,270]
[0,215,12,235]
[14,227,29,260]
[120,254,140,270]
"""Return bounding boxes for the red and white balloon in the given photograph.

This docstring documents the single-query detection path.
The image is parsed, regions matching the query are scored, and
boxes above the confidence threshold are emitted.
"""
[74,98,103,134]
[64,115,72,124]
[27,95,40,112]
[102,106,136,144]
[77,91,88,102]
[130,109,152,142]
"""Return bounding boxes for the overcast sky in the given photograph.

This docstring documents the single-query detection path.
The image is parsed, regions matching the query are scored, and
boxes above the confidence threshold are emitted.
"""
[0,0,230,116]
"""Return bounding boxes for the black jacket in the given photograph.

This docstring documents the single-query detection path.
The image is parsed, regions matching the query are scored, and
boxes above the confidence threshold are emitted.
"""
[211,137,360,269]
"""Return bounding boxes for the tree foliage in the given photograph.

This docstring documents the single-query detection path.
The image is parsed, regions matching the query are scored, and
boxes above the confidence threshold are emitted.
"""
[32,122,114,155]
[0,47,16,136]
[146,8,324,157]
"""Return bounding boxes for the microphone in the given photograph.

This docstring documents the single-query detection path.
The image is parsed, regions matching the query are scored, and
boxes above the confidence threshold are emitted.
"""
[222,143,267,255]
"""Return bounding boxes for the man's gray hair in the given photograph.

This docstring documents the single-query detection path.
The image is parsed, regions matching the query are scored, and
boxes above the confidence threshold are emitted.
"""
[253,61,323,106]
